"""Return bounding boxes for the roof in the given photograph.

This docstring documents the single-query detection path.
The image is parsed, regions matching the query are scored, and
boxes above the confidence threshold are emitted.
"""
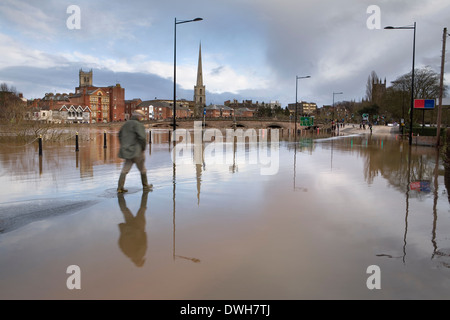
[60,105,92,112]
[205,104,233,110]
[236,107,255,112]
[138,100,172,108]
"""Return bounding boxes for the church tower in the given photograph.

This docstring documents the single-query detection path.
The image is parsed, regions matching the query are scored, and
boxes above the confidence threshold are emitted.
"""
[79,69,93,87]
[194,43,205,117]
[372,77,386,107]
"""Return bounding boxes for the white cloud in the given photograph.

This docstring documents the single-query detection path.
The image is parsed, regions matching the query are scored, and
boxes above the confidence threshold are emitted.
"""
[0,0,58,39]
[56,50,270,94]
[0,33,67,69]
[1,0,450,107]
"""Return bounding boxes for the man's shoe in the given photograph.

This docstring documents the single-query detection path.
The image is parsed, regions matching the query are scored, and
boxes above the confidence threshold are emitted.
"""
[141,173,153,191]
[117,173,128,193]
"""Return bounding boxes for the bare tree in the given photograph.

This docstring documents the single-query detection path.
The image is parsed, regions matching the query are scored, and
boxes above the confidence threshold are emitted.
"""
[390,66,447,100]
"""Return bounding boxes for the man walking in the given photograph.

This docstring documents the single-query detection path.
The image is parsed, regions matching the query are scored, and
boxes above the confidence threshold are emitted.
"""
[117,109,152,193]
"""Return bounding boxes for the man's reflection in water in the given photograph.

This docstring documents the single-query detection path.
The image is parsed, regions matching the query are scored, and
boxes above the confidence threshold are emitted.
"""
[117,191,149,267]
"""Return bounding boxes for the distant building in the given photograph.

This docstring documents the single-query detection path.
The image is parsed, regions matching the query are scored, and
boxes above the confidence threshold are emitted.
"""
[235,107,256,118]
[287,101,317,116]
[72,69,126,122]
[266,101,281,109]
[36,93,71,111]
[58,105,92,123]
[224,99,260,110]
[136,100,155,120]
[28,106,54,122]
[138,100,191,120]
[372,77,386,106]
[28,104,92,123]
[301,102,317,115]
[32,69,125,123]
[124,98,142,120]
[204,104,234,118]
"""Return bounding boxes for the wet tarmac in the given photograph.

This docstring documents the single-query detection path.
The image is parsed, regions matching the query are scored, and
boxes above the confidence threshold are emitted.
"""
[0,126,449,299]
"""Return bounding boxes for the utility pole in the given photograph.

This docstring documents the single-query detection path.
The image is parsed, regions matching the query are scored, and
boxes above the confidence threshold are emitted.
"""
[436,27,448,147]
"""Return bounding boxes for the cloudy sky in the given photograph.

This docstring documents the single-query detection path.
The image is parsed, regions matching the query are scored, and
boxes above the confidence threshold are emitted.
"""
[0,0,449,108]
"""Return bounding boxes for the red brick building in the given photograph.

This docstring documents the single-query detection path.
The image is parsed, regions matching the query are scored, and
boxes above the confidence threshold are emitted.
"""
[32,69,126,123]
[74,70,126,122]
[204,104,234,118]
[124,98,142,120]
[137,100,191,120]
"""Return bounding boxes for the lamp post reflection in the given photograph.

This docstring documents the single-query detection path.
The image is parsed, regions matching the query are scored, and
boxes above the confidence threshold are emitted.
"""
[430,146,450,267]
[403,145,411,264]
[172,135,201,264]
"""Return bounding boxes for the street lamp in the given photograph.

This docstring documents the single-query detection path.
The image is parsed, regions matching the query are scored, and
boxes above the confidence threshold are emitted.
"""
[385,22,416,145]
[295,75,311,138]
[173,17,203,130]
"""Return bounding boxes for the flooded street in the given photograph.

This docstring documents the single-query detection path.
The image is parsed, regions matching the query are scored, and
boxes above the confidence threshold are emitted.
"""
[0,127,449,299]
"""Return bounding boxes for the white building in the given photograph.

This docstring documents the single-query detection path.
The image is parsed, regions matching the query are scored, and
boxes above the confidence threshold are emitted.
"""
[59,105,92,123]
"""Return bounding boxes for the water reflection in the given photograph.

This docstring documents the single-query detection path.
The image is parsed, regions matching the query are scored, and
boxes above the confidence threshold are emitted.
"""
[117,191,149,267]
[288,134,450,268]
[1,128,450,299]
[431,144,450,268]
[170,140,202,264]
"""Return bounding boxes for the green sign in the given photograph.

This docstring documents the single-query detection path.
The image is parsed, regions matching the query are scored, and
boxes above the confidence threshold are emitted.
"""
[300,116,314,126]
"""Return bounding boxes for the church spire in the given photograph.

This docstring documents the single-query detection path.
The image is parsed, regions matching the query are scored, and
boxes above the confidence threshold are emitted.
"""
[194,42,205,117]
[196,42,203,86]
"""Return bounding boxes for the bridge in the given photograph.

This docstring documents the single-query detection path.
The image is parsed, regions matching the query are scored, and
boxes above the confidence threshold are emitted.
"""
[147,118,329,131]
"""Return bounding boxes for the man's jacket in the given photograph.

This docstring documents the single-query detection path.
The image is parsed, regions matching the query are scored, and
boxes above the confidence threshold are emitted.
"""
[118,116,146,159]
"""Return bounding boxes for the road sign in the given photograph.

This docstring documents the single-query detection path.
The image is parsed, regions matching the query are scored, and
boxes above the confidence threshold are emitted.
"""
[300,116,314,126]
[414,99,435,109]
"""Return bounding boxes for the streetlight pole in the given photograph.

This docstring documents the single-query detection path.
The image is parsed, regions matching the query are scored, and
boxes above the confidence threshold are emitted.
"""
[295,75,310,138]
[436,27,449,147]
[173,17,203,131]
[385,22,416,145]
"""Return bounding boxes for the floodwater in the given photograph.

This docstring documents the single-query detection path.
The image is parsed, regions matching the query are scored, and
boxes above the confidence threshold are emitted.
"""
[0,126,449,300]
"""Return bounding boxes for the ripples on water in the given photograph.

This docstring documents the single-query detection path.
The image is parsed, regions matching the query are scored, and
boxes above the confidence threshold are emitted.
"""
[0,128,449,299]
